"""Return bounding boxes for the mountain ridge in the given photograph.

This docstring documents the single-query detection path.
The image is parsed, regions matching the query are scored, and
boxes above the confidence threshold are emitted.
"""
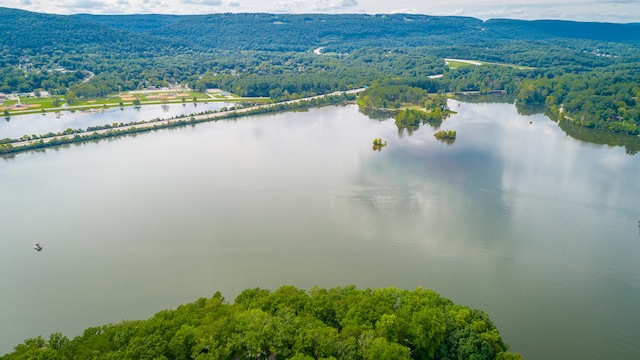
[1,6,638,55]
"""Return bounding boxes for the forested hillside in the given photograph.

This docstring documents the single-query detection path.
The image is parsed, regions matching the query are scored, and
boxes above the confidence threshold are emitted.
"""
[0,286,522,360]
[484,19,640,43]
[0,8,185,55]
[2,8,640,55]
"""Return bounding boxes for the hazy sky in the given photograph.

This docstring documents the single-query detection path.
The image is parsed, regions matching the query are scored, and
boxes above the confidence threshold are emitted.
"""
[1,0,639,23]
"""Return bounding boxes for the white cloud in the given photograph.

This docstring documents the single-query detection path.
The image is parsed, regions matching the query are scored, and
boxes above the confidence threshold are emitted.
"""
[477,6,508,17]
[269,0,306,12]
[0,0,638,22]
[390,8,417,14]
[313,0,358,10]
[180,0,223,5]
[58,0,106,10]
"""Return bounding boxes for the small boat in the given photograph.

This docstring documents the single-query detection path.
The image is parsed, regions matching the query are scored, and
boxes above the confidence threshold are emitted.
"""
[33,243,42,251]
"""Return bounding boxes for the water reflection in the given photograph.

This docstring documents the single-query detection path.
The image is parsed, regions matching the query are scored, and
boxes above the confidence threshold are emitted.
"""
[559,120,640,155]
[435,138,455,145]
[456,93,514,104]
[459,94,640,156]
[357,106,395,121]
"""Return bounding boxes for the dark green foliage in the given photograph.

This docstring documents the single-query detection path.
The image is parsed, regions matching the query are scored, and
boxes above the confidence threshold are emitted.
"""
[2,8,638,56]
[516,62,640,135]
[396,109,433,127]
[0,286,520,360]
[359,85,431,109]
[434,130,457,140]
[74,14,189,34]
[558,119,640,155]
[484,19,640,43]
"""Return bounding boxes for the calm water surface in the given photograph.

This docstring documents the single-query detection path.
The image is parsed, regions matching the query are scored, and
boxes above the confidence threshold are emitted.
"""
[0,101,233,139]
[1,102,639,359]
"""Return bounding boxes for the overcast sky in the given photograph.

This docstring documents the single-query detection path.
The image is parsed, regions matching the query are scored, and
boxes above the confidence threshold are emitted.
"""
[1,0,639,23]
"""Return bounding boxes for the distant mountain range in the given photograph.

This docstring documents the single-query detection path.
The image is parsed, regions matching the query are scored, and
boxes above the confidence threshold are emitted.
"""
[1,7,639,54]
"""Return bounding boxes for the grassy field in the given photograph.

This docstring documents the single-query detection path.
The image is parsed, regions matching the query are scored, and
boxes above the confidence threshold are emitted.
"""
[1,90,268,116]
[444,58,534,70]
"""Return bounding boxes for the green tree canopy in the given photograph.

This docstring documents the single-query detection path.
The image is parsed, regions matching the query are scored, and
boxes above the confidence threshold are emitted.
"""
[1,286,521,360]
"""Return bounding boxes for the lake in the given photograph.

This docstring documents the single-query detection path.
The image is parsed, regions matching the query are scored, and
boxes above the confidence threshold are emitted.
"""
[1,101,639,359]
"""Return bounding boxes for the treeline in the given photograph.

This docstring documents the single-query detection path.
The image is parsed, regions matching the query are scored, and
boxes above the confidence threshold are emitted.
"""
[0,67,85,94]
[358,85,432,109]
[0,47,444,100]
[159,48,443,100]
[0,285,522,360]
[516,62,640,135]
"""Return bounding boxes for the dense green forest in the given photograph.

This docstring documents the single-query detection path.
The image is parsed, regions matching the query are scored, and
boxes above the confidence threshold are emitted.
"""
[0,286,522,360]
[1,7,639,134]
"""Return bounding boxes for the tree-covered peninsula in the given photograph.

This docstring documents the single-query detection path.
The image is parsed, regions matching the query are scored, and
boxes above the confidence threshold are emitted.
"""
[0,286,522,360]
[357,84,452,132]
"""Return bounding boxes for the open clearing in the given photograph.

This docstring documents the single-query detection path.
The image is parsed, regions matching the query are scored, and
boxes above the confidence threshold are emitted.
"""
[445,58,534,70]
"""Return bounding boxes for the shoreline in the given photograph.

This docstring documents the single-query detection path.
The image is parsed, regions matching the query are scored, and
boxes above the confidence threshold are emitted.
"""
[0,89,364,155]
[2,97,269,117]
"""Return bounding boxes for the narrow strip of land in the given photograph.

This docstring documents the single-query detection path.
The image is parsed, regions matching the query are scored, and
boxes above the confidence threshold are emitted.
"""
[4,89,365,149]
[444,58,483,66]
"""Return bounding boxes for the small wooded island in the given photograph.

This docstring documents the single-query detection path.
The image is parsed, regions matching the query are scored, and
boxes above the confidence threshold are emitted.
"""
[373,137,387,151]
[0,286,522,360]
[434,130,457,141]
